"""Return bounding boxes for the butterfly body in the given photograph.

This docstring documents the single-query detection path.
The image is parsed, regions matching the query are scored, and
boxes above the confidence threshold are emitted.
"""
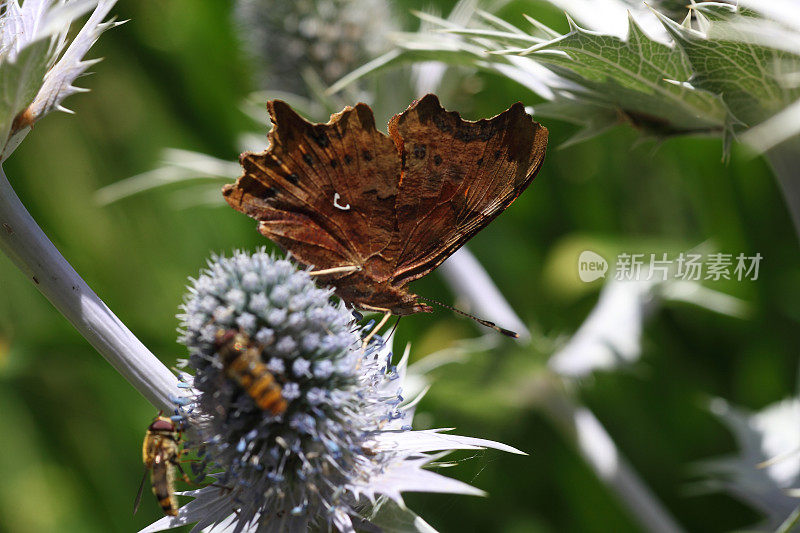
[224,94,548,316]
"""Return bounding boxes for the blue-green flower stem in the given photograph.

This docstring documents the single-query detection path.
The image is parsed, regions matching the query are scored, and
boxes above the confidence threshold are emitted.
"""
[0,165,180,411]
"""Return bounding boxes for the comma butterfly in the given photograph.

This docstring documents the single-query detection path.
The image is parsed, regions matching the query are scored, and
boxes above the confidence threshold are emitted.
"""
[223,94,548,335]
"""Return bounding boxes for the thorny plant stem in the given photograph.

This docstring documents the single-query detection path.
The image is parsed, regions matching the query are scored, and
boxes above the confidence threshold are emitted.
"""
[0,166,180,412]
[441,248,684,533]
[766,137,800,243]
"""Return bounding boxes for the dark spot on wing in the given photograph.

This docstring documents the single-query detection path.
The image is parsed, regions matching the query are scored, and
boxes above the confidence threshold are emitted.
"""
[433,114,452,132]
[310,129,330,148]
[330,160,338,168]
[494,150,501,160]
[433,155,442,166]
[287,173,299,184]
[412,144,427,159]
[362,150,372,161]
[239,175,276,199]
[302,154,314,166]
[454,122,496,143]
[477,157,484,166]
[355,104,376,130]
[344,154,353,165]
[241,154,276,175]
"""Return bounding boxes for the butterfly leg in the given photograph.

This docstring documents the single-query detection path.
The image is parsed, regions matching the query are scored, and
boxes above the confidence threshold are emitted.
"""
[308,265,362,277]
[361,309,392,349]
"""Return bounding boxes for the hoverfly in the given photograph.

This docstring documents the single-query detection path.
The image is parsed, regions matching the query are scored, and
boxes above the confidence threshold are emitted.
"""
[214,329,288,415]
[134,415,186,517]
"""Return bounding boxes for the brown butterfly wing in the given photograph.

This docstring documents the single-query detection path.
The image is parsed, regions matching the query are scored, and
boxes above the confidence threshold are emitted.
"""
[385,94,548,288]
[223,100,402,287]
[225,95,548,316]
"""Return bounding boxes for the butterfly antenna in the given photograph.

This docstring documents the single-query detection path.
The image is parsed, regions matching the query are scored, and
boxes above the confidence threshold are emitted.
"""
[417,296,519,338]
[387,316,402,339]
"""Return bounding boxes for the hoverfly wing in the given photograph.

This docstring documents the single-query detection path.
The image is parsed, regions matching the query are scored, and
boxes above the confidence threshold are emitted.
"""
[133,468,148,515]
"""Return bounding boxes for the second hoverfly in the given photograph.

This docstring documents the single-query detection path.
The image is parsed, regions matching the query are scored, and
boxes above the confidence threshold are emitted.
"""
[214,329,288,415]
[134,415,187,517]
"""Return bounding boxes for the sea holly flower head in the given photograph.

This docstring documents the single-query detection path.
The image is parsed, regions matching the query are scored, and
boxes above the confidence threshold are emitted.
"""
[233,0,395,94]
[143,249,523,533]
[0,0,121,161]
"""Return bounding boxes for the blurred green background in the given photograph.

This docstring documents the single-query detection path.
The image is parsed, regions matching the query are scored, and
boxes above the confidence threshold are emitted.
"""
[1,1,799,532]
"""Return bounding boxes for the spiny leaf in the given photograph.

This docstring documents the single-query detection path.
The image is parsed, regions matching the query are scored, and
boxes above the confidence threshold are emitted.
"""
[525,13,728,133]
[692,3,760,22]
[690,2,740,22]
[441,28,543,48]
[657,9,800,127]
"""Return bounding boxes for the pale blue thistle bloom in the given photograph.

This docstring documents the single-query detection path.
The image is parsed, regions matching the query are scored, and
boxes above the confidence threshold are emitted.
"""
[233,0,395,93]
[143,249,524,533]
